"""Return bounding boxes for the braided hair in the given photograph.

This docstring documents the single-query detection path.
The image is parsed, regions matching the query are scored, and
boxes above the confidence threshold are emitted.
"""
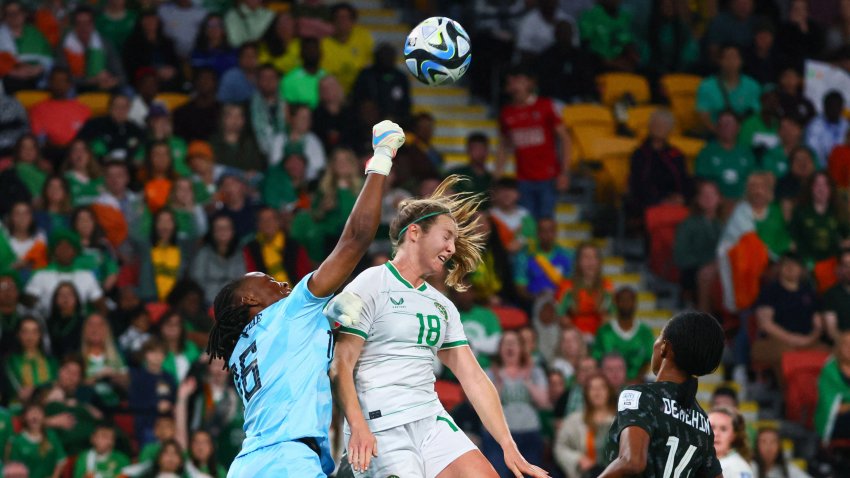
[206,278,252,368]
[662,311,724,407]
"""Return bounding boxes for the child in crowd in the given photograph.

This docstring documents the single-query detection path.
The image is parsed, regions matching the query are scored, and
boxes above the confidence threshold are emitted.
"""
[73,424,130,478]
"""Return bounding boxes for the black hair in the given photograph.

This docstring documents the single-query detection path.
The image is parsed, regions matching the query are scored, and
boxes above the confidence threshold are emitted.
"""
[13,316,47,355]
[711,385,739,405]
[166,278,206,308]
[238,41,259,56]
[662,311,724,407]
[753,427,789,478]
[505,64,536,80]
[5,200,38,237]
[257,62,279,76]
[718,43,742,58]
[144,140,176,181]
[288,103,311,117]
[717,109,740,124]
[466,132,488,147]
[261,12,292,57]
[150,208,178,246]
[49,280,82,320]
[189,429,222,478]
[330,2,358,20]
[194,14,229,52]
[71,5,95,21]
[153,439,186,475]
[493,177,519,190]
[71,206,107,246]
[152,309,188,354]
[206,278,252,366]
[824,90,844,108]
[206,213,239,258]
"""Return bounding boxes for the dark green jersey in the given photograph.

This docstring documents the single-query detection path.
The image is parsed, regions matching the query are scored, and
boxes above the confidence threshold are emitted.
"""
[604,382,722,478]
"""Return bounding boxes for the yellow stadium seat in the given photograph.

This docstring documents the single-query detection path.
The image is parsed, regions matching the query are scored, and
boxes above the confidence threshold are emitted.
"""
[661,74,703,133]
[625,105,659,139]
[597,73,651,107]
[267,2,290,13]
[156,92,190,112]
[669,135,706,173]
[562,103,615,129]
[14,90,49,110]
[571,124,616,161]
[586,136,640,195]
[660,73,702,97]
[77,92,110,116]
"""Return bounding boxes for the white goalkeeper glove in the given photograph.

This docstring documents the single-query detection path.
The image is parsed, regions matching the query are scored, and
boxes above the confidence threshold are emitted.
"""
[324,291,364,328]
[365,120,405,176]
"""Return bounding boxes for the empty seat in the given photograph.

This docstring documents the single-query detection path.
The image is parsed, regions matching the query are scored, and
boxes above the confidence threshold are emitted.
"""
[14,89,49,110]
[156,92,191,112]
[77,92,110,116]
[661,74,703,132]
[597,73,651,107]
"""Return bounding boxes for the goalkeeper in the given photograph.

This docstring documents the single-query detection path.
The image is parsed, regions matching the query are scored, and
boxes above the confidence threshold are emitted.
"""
[206,120,405,478]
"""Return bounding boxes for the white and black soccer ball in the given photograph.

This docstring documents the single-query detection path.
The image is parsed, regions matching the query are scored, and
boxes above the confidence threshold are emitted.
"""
[403,17,471,86]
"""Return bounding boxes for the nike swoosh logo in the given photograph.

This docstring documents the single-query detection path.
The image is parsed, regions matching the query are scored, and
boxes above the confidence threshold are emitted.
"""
[373,130,395,146]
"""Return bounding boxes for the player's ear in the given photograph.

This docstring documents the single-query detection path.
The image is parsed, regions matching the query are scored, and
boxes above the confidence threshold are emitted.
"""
[240,292,260,307]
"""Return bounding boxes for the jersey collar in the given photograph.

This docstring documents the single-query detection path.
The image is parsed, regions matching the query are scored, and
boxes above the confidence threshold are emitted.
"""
[385,262,427,291]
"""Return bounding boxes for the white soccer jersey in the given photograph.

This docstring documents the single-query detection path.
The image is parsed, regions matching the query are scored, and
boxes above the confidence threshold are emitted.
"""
[339,262,469,433]
[720,450,755,478]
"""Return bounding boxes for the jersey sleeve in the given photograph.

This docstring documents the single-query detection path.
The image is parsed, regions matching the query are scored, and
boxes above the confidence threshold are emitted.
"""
[336,268,379,341]
[440,301,469,349]
[272,272,333,325]
[613,387,656,437]
[699,429,723,478]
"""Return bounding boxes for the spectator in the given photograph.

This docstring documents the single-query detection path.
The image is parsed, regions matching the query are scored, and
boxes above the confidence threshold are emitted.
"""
[136,416,177,466]
[165,279,213,343]
[46,282,84,358]
[592,288,654,382]
[4,201,48,273]
[578,0,638,71]
[71,207,120,297]
[25,229,105,318]
[806,90,849,168]
[290,148,361,263]
[789,172,850,268]
[709,407,755,478]
[139,141,177,213]
[286,104,326,181]
[696,45,761,133]
[243,207,299,284]
[210,104,265,174]
[95,161,148,244]
[250,64,287,166]
[752,252,826,381]
[144,439,187,477]
[107,286,141,339]
[535,21,597,103]
[825,0,850,54]
[168,177,208,241]
[59,6,122,91]
[127,69,163,128]
[95,0,137,52]
[0,166,33,224]
[824,249,850,341]
[751,427,812,478]
[743,20,786,85]
[451,133,494,198]
[157,0,206,59]
[0,94,28,164]
[554,373,616,478]
[10,136,49,200]
[0,1,53,93]
[1,463,27,478]
[292,0,333,38]
[312,76,355,153]
[516,0,573,64]
[224,0,274,47]
[29,67,91,152]
[599,353,627,391]
[319,2,374,93]
[829,128,850,191]
[814,330,850,441]
[551,327,588,382]
[174,378,229,478]
[642,0,698,80]
[557,242,613,337]
[129,338,176,447]
[467,211,520,305]
[153,310,200,384]
[80,313,129,409]
[777,66,816,124]
[4,317,56,402]
[489,178,536,254]
[117,307,152,366]
[455,288,502,369]
[173,68,222,142]
[258,11,301,75]
[557,355,599,418]
[62,139,103,207]
[215,174,259,241]
[217,42,259,104]
[531,293,559,363]
[468,0,526,102]
[515,218,572,301]
[280,38,325,109]
[186,141,219,207]
[72,424,130,478]
[762,116,807,180]
[392,113,442,192]
[777,146,816,214]
[351,43,411,124]
[138,208,191,303]
[189,213,245,305]
[710,385,740,411]
[497,67,571,219]
[777,0,825,68]
[739,90,781,160]
[484,330,549,477]
[695,110,756,201]
[261,151,309,212]
[34,176,72,235]
[77,93,146,162]
[627,109,691,216]
[33,0,67,48]
[674,181,723,312]
[0,272,26,352]
[6,403,66,478]
[140,104,191,177]
[704,0,759,60]
[189,15,238,76]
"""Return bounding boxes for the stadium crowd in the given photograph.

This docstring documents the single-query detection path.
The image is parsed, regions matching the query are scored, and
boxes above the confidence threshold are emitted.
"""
[0,0,849,477]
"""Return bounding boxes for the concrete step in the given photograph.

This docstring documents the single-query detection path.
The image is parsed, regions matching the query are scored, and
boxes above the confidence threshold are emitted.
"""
[556,203,580,223]
[359,8,400,25]
[558,222,591,241]
[609,273,643,292]
[603,256,625,276]
[443,153,499,170]
[637,291,656,311]
[558,237,611,254]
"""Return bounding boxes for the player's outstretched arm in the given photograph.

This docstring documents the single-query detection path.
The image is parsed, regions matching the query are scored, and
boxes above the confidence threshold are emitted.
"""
[330,333,376,474]
[597,426,649,478]
[308,120,405,298]
[439,346,550,478]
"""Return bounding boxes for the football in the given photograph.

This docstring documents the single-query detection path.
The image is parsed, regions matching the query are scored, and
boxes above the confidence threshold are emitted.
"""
[403,16,471,86]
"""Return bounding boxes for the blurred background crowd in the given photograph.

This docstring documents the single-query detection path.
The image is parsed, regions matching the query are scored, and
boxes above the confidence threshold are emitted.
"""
[1,0,850,477]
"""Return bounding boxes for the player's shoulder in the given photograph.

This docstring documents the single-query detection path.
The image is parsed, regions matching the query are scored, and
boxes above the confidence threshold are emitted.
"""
[615,384,657,412]
[346,264,390,289]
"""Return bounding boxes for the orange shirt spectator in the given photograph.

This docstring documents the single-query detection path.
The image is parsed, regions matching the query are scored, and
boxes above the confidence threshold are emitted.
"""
[29,68,91,147]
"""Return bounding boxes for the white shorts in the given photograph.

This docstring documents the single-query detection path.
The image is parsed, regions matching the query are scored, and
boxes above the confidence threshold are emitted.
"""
[343,410,478,478]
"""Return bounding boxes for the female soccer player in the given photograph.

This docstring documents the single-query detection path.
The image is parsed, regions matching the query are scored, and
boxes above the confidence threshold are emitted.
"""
[329,175,548,478]
[598,310,725,478]
[205,120,405,478]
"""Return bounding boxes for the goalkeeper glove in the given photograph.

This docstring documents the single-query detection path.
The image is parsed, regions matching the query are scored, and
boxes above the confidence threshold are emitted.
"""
[365,120,405,176]
[324,291,364,328]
